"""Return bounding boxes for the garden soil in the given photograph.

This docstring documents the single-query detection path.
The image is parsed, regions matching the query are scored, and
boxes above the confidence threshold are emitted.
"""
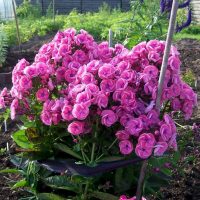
[0,38,200,200]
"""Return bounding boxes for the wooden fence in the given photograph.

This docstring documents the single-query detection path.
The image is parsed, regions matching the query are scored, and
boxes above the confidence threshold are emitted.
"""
[15,0,131,14]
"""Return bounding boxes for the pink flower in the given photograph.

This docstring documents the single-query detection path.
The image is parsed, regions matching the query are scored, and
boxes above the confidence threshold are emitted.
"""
[116,78,128,90]
[115,130,130,140]
[135,143,152,159]
[76,91,91,106]
[168,56,181,72]
[147,109,160,125]
[81,73,96,84]
[100,79,115,93]
[148,51,160,62]
[24,65,38,78]
[138,133,156,148]
[19,76,32,90]
[143,65,159,80]
[10,99,19,120]
[146,40,164,52]
[65,69,77,83]
[96,92,108,109]
[73,50,88,64]
[98,64,115,79]
[59,44,70,56]
[119,140,133,155]
[171,98,181,111]
[41,111,52,126]
[62,105,74,121]
[125,118,143,136]
[0,97,5,109]
[121,89,135,106]
[119,195,146,200]
[52,113,61,125]
[85,83,99,95]
[120,70,133,82]
[36,88,49,102]
[68,121,85,135]
[72,103,89,120]
[36,62,48,75]
[154,142,168,156]
[120,114,134,127]
[56,67,66,82]
[48,79,54,91]
[160,124,172,141]
[86,60,100,73]
[182,100,193,120]
[101,110,117,127]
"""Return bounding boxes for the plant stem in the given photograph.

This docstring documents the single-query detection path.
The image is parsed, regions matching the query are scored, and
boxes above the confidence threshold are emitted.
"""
[175,121,187,130]
[83,182,89,200]
[95,138,118,162]
[90,120,99,163]
[90,130,97,163]
[78,136,87,164]
[136,160,148,200]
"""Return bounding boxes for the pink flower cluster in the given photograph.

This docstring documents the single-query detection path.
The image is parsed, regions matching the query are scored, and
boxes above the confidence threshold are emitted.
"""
[0,88,13,109]
[5,28,197,159]
[119,195,146,200]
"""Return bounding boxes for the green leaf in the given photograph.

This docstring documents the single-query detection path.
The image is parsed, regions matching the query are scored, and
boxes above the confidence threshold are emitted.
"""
[43,175,79,193]
[12,130,34,149]
[20,116,35,128]
[115,166,134,193]
[90,191,118,200]
[12,179,27,189]
[0,168,19,174]
[10,155,28,170]
[37,193,65,200]
[161,168,172,177]
[54,143,82,160]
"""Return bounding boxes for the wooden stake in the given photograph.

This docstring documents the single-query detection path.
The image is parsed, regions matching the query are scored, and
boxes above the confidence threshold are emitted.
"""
[4,119,7,132]
[12,0,21,51]
[136,1,179,199]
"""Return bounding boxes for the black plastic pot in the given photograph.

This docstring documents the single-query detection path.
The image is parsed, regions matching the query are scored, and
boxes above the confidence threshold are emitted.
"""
[38,158,144,177]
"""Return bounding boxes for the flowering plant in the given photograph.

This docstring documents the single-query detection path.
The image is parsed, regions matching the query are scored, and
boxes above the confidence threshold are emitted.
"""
[0,28,197,199]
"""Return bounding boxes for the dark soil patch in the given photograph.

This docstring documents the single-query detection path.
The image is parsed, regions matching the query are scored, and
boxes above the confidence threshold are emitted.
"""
[1,31,56,73]
[0,121,25,200]
[149,39,200,200]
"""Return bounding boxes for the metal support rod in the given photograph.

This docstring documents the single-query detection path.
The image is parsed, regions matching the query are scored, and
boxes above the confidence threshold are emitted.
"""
[109,29,113,47]
[155,0,179,111]
[136,1,179,200]
[12,0,21,51]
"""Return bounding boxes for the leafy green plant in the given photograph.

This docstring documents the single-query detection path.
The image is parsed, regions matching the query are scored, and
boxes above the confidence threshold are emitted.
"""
[182,69,196,88]
[16,0,42,18]
[124,0,168,48]
[0,24,7,67]
[46,1,53,18]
